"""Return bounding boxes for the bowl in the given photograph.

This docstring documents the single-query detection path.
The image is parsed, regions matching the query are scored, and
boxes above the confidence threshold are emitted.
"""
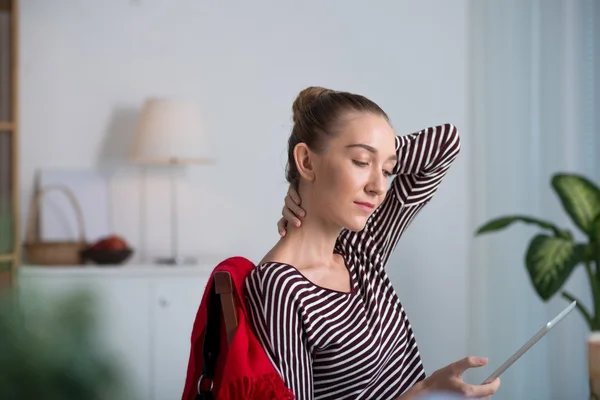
[81,248,134,265]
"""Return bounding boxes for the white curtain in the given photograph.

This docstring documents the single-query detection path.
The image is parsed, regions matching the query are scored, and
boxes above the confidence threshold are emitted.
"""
[468,0,599,399]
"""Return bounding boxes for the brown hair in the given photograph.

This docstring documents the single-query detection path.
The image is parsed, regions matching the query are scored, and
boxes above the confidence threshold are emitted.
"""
[286,86,389,189]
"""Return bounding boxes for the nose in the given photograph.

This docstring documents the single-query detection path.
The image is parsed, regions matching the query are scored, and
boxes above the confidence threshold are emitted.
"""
[366,169,387,196]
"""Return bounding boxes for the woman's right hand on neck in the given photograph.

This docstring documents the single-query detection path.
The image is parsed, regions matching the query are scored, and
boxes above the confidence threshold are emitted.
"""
[278,186,306,236]
[398,356,500,399]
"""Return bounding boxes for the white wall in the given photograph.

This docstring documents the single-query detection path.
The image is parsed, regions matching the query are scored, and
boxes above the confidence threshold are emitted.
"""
[19,0,470,382]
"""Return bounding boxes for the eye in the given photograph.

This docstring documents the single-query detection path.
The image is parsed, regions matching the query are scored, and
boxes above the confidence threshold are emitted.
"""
[383,170,393,177]
[352,160,368,167]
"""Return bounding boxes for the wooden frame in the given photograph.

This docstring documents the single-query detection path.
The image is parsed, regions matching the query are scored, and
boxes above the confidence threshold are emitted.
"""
[0,0,19,288]
[0,0,11,13]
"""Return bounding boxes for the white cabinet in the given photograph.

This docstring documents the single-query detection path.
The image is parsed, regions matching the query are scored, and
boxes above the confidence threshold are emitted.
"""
[152,277,210,400]
[18,264,213,400]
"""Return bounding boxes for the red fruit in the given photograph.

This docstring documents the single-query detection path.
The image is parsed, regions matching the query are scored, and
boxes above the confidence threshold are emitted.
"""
[90,235,128,251]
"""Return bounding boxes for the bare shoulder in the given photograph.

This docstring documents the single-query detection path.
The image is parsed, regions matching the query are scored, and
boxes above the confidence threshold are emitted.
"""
[251,248,297,281]
[258,242,298,267]
[258,249,281,266]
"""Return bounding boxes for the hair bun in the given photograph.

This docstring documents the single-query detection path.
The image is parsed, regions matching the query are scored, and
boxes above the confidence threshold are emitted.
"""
[292,86,334,125]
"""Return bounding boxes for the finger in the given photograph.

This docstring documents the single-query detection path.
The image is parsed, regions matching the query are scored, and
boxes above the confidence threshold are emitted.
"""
[277,218,287,236]
[282,207,302,227]
[285,195,305,218]
[452,356,488,375]
[287,187,301,205]
[466,378,500,398]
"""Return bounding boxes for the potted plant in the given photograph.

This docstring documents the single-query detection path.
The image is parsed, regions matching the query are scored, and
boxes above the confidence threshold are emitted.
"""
[0,287,135,399]
[474,172,600,398]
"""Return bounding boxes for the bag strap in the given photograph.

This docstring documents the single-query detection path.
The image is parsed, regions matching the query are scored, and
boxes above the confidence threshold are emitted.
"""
[196,281,221,400]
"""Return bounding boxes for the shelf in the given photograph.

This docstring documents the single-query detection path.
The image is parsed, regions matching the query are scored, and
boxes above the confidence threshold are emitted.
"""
[0,253,14,263]
[20,263,215,278]
[0,121,14,131]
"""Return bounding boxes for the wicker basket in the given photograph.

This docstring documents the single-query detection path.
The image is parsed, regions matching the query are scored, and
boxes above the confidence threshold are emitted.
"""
[23,185,88,266]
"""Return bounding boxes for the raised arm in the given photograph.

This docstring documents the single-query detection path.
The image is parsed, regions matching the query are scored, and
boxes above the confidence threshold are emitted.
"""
[392,123,461,205]
[340,123,461,265]
[244,266,314,400]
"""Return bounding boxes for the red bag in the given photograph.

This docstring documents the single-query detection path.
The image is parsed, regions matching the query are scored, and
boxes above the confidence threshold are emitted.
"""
[181,256,295,400]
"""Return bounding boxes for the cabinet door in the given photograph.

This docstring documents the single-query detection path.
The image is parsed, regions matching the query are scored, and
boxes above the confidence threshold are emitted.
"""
[152,274,210,400]
[18,273,153,400]
[92,277,153,400]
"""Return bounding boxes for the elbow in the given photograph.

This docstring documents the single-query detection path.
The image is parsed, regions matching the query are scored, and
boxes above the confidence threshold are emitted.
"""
[443,123,461,154]
[444,123,460,140]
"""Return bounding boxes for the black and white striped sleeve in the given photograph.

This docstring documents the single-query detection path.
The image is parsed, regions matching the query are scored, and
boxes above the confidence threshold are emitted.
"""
[244,266,314,400]
[341,123,461,266]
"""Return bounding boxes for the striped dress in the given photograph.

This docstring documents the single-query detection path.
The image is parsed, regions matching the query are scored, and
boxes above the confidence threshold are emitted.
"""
[244,123,461,400]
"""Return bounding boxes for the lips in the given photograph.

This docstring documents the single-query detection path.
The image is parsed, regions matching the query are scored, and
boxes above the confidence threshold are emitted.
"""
[354,201,375,211]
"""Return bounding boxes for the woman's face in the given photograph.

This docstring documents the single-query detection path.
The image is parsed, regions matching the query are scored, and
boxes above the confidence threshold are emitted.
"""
[309,112,397,232]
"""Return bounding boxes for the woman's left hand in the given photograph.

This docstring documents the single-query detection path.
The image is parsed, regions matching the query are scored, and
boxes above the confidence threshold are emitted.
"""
[277,186,305,236]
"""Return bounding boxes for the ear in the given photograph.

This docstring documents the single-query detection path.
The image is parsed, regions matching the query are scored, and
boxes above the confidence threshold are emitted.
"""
[293,143,316,184]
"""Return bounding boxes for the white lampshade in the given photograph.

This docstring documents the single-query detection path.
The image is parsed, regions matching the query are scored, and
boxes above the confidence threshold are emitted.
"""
[130,98,214,165]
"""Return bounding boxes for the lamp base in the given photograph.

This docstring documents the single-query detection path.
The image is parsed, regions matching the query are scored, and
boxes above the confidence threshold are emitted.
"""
[154,255,198,266]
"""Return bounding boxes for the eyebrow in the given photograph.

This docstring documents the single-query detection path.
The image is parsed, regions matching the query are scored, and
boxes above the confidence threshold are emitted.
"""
[346,143,398,162]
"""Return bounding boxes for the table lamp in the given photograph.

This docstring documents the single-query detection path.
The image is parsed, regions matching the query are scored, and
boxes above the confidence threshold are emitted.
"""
[129,97,213,265]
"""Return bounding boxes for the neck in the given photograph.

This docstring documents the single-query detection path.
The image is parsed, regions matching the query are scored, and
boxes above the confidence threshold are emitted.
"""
[276,213,341,268]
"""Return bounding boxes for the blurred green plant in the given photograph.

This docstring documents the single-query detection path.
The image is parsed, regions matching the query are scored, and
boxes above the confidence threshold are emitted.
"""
[0,287,135,400]
[475,173,600,331]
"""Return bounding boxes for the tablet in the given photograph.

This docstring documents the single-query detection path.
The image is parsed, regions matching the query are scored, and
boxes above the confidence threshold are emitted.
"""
[481,300,577,384]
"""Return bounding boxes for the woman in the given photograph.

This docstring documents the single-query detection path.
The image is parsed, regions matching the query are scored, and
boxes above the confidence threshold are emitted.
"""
[243,87,500,400]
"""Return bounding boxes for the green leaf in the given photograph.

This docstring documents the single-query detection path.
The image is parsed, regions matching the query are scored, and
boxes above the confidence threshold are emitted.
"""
[551,173,600,236]
[475,215,565,237]
[525,234,585,301]
[589,215,600,247]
